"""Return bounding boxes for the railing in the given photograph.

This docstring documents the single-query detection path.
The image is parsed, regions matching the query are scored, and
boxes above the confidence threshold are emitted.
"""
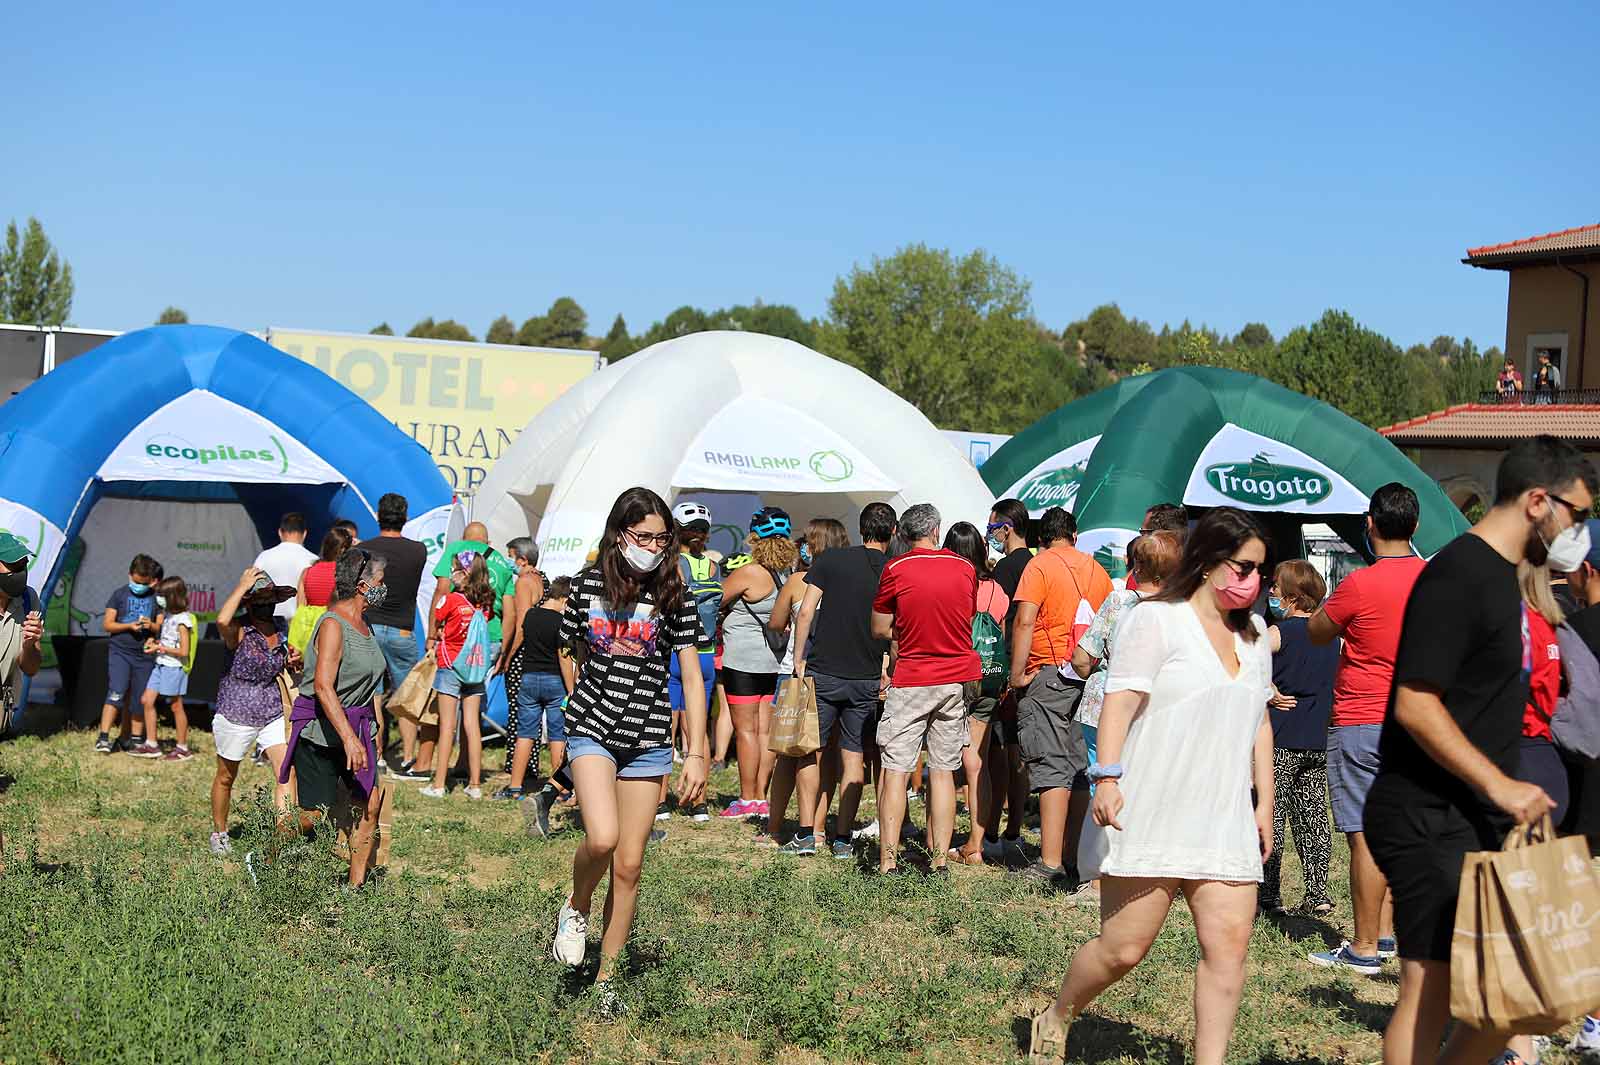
[1478,388,1600,406]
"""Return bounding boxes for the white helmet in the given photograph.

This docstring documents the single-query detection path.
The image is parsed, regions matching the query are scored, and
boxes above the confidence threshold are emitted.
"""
[673,501,712,528]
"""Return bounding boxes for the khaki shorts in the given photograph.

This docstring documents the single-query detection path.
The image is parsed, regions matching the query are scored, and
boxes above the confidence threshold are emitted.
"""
[877,683,968,773]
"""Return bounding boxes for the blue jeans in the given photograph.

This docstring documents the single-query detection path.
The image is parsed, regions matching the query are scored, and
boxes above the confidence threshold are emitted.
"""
[516,672,567,742]
[566,735,672,779]
[371,624,421,691]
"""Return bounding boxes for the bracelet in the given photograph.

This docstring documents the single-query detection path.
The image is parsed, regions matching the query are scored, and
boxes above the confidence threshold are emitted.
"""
[1086,763,1124,782]
[684,753,706,761]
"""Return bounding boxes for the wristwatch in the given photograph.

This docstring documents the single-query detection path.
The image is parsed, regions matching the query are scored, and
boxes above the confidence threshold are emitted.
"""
[1086,763,1123,783]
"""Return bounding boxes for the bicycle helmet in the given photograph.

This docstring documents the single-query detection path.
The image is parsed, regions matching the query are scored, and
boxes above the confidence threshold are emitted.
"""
[672,501,712,531]
[749,506,791,540]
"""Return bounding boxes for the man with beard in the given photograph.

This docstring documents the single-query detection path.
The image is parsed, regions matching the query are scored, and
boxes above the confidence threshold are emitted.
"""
[1364,435,1596,1065]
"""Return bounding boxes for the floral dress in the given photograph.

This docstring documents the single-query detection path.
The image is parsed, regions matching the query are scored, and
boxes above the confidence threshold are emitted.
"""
[1075,589,1140,728]
[214,626,289,730]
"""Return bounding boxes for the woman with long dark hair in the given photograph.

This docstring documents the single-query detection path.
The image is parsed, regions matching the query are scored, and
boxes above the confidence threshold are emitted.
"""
[1030,508,1275,1065]
[550,487,708,1014]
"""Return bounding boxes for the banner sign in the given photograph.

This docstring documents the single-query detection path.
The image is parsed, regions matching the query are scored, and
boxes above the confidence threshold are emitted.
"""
[267,329,600,494]
[1182,425,1367,514]
[672,398,897,494]
[98,391,346,485]
[0,499,68,596]
[535,510,608,580]
[996,436,1101,516]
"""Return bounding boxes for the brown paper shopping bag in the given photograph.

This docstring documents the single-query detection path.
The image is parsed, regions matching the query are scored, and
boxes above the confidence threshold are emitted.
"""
[768,676,820,757]
[387,656,438,725]
[1451,816,1600,1034]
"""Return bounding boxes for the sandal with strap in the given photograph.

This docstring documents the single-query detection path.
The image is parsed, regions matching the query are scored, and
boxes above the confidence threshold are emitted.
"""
[1029,1007,1071,1064]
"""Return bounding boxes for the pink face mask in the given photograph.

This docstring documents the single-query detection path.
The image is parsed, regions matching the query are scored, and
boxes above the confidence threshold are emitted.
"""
[1213,565,1260,610]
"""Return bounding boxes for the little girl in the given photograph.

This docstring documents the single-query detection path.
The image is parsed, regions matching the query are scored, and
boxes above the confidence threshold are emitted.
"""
[421,551,496,799]
[140,576,195,761]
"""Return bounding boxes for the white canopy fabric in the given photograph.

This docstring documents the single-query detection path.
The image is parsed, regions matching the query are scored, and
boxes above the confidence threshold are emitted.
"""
[474,331,996,576]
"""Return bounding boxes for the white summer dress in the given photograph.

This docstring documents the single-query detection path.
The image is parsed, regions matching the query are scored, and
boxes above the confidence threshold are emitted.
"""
[1078,600,1272,883]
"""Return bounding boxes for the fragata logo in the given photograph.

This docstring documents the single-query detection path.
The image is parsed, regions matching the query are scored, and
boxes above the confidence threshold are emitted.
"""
[1204,453,1331,506]
[1015,462,1086,510]
[146,433,290,476]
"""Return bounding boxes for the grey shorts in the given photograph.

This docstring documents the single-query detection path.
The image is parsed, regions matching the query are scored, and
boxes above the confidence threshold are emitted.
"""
[811,671,879,754]
[877,683,968,773]
[1016,672,1089,793]
[1327,723,1383,833]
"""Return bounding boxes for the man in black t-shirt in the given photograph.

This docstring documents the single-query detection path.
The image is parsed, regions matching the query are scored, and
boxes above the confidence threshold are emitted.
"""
[790,502,895,858]
[984,497,1035,858]
[357,493,431,778]
[1365,436,1596,1065]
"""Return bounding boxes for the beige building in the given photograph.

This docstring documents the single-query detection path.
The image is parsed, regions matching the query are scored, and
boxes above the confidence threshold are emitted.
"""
[1465,223,1600,390]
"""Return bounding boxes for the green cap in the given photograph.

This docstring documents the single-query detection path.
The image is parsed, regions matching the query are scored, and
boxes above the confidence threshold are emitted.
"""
[0,532,33,566]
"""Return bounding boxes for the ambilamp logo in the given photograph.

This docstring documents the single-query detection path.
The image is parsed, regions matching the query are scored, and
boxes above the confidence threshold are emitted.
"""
[1015,462,1086,510]
[808,450,854,483]
[1205,453,1331,506]
[146,433,289,476]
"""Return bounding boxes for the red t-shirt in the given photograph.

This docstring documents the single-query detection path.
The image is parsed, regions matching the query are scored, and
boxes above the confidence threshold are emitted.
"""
[433,591,481,668]
[1322,555,1427,727]
[873,547,981,687]
[1523,607,1560,742]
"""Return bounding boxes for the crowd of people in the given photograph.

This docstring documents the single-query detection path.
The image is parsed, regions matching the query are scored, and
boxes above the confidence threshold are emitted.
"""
[58,435,1600,1060]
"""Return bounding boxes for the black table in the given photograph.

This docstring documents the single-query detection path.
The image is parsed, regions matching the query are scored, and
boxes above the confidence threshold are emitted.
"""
[52,636,228,728]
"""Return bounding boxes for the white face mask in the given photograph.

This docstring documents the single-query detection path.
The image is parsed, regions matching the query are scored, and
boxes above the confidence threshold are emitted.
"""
[622,541,664,573]
[1542,505,1592,573]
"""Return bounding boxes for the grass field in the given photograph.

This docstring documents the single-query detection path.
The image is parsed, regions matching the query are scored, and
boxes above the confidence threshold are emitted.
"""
[0,724,1586,1064]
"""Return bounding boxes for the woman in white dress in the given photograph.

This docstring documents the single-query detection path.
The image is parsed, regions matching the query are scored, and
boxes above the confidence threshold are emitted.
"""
[1030,508,1275,1065]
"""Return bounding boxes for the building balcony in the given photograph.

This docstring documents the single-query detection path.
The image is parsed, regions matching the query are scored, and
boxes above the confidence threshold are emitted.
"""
[1477,389,1600,406]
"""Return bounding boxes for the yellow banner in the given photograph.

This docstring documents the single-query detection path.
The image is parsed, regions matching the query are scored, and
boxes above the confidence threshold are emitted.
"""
[267,329,598,493]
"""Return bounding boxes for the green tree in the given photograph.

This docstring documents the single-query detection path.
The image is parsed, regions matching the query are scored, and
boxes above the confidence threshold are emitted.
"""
[1274,310,1407,427]
[0,217,74,326]
[1235,322,1274,349]
[599,314,635,362]
[156,306,189,324]
[1060,304,1158,373]
[515,315,553,347]
[370,322,394,335]
[485,315,516,346]
[407,317,476,342]
[545,297,588,348]
[817,244,1044,431]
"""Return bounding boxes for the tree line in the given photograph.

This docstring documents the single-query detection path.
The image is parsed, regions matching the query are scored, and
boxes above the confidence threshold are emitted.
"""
[3,215,1499,433]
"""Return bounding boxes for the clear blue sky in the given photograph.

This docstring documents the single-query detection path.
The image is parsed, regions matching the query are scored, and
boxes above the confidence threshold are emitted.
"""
[11,1,1596,351]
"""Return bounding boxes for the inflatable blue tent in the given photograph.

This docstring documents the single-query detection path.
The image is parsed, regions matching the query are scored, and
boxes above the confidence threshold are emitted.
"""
[0,325,454,624]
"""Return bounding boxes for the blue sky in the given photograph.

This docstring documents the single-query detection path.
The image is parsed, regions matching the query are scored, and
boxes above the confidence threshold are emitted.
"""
[10,1,1596,351]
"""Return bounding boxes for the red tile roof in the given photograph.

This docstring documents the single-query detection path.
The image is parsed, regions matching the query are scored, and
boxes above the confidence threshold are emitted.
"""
[1465,223,1600,264]
[1380,403,1600,446]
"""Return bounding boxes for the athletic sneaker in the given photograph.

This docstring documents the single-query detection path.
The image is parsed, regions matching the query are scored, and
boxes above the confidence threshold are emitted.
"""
[418,785,446,798]
[463,786,483,800]
[163,745,194,762]
[1376,937,1397,960]
[129,741,162,759]
[524,786,557,838]
[831,839,854,860]
[94,734,113,754]
[853,819,880,840]
[492,786,525,801]
[1308,942,1381,976]
[551,901,589,965]
[1568,1014,1600,1053]
[719,799,752,818]
[750,800,770,818]
[778,834,817,856]
[209,831,233,856]
[1017,860,1068,891]
[655,802,671,822]
[690,804,709,823]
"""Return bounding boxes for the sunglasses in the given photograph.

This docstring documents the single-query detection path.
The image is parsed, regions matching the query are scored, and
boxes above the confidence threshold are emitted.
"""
[985,521,1011,535]
[1222,557,1262,579]
[624,528,674,550]
[1548,491,1589,527]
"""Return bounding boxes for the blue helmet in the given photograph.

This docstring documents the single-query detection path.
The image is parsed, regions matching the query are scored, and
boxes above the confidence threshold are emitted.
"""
[749,506,791,540]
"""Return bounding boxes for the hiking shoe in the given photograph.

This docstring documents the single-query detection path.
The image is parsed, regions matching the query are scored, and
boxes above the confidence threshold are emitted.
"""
[593,979,626,1020]
[655,802,671,822]
[463,786,483,800]
[492,786,525,801]
[719,799,753,818]
[1376,937,1397,960]
[1017,860,1068,892]
[690,804,710,823]
[852,819,880,840]
[831,838,854,860]
[209,831,233,857]
[778,834,817,856]
[163,745,194,762]
[1569,1014,1600,1052]
[551,901,588,966]
[418,785,446,798]
[525,786,556,838]
[1308,942,1381,976]
[94,734,113,754]
[129,741,162,759]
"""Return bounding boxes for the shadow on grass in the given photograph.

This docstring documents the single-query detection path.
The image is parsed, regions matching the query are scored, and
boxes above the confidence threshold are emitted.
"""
[1009,1012,1187,1064]
[1263,909,1343,949]
[1302,985,1391,1033]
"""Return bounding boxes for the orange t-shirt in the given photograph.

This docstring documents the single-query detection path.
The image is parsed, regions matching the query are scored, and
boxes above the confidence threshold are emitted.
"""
[1013,545,1114,673]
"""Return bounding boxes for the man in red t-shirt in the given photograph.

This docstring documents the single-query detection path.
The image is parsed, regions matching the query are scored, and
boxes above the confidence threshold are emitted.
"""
[871,503,980,875]
[1306,483,1425,973]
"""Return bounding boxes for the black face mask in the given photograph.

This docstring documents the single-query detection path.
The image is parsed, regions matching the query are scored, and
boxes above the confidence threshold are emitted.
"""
[248,602,276,621]
[0,569,26,600]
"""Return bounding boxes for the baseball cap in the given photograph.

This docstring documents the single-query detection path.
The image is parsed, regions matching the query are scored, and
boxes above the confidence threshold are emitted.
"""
[1582,518,1600,569]
[0,532,32,566]
[673,501,712,532]
[750,506,791,540]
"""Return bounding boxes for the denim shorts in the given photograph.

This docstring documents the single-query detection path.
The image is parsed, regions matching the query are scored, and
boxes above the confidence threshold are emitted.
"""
[105,650,155,709]
[433,667,486,699]
[146,664,189,698]
[516,671,567,742]
[810,671,879,754]
[370,623,421,691]
[566,735,672,779]
[1327,723,1383,833]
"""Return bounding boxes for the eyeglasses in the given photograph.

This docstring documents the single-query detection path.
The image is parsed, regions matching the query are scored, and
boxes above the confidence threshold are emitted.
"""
[353,547,373,583]
[1549,492,1589,527]
[624,528,674,550]
[1222,557,1262,579]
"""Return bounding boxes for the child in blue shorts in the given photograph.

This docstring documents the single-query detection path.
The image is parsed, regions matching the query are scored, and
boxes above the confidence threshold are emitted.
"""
[140,576,195,760]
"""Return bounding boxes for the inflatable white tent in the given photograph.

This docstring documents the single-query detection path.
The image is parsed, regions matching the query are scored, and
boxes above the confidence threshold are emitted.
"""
[474,331,996,576]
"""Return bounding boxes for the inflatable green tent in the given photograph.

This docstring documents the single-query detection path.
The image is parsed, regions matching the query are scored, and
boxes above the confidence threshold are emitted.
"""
[981,366,1468,570]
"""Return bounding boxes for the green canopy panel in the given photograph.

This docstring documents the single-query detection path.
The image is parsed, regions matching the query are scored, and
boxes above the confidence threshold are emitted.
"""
[982,366,1468,566]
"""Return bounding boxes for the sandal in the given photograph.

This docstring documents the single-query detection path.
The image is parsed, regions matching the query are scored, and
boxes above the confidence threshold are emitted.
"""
[947,847,987,867]
[1029,1007,1070,1064]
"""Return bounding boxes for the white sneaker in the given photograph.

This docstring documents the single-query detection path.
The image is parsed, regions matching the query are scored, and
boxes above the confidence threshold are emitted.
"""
[552,900,589,966]
[1569,1014,1600,1053]
[852,819,880,841]
[463,786,483,800]
[418,785,445,798]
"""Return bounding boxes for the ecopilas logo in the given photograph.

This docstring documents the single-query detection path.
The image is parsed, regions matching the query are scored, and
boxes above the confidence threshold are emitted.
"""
[1015,462,1086,510]
[145,433,289,476]
[1205,453,1331,506]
